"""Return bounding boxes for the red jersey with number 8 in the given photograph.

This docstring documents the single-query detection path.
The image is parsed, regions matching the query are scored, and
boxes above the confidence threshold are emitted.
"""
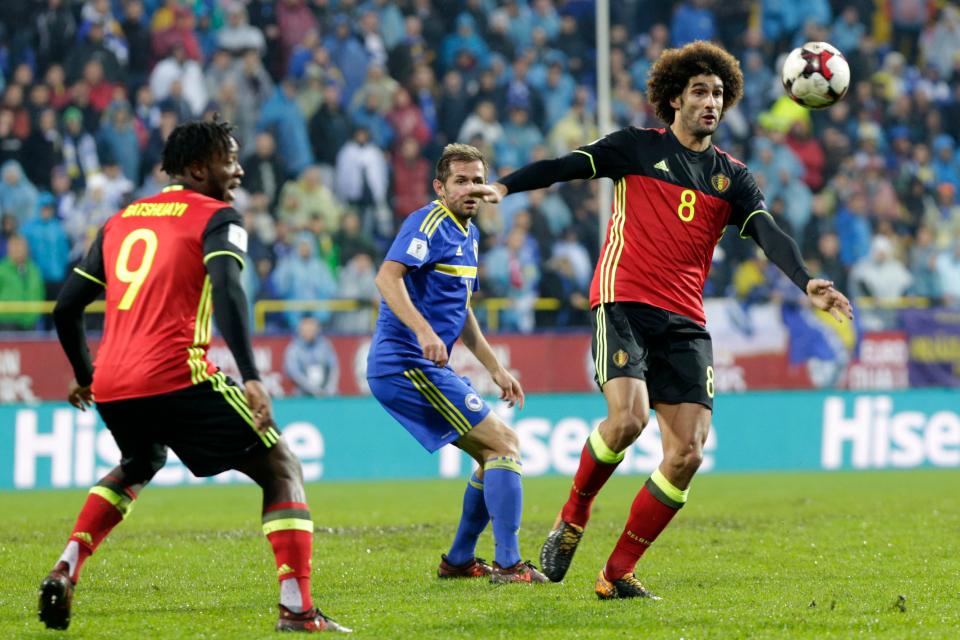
[74,185,247,401]
[577,127,767,325]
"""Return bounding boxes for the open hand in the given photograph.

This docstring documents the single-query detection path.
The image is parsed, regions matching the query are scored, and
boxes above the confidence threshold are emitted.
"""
[491,366,524,409]
[67,380,93,411]
[806,278,854,322]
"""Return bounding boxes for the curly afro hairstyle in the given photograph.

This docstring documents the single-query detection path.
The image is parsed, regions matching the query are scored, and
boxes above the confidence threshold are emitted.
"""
[161,117,236,177]
[646,41,744,125]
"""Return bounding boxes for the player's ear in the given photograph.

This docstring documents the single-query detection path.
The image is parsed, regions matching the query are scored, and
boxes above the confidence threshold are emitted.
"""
[432,178,444,198]
[669,94,682,110]
[187,160,207,183]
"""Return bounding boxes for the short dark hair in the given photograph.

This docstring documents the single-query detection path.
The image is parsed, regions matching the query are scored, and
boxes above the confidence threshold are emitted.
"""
[647,41,744,125]
[160,118,236,177]
[435,143,486,183]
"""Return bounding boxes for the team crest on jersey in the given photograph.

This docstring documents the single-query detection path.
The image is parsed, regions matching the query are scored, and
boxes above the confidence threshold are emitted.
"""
[711,173,731,193]
[465,393,484,412]
[612,349,629,368]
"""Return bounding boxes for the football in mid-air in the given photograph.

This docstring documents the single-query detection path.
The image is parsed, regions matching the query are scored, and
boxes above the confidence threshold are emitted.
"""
[780,42,850,109]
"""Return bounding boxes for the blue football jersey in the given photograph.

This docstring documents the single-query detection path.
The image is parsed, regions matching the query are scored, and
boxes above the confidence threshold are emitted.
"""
[367,201,481,377]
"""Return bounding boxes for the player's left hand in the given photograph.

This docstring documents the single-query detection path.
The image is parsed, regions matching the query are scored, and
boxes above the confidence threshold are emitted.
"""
[806,278,854,322]
[470,183,507,204]
[491,366,524,409]
[67,379,93,411]
[244,380,276,434]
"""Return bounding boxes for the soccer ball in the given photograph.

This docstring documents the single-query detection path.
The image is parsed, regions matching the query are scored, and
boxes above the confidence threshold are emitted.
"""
[780,42,850,109]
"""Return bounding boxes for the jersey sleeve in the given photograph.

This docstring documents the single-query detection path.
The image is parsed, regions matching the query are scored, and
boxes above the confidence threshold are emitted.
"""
[383,213,433,270]
[726,168,771,237]
[202,207,247,268]
[575,128,642,182]
[73,226,107,287]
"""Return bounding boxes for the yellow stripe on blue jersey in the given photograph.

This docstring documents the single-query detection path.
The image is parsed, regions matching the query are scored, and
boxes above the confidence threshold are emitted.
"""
[368,200,482,377]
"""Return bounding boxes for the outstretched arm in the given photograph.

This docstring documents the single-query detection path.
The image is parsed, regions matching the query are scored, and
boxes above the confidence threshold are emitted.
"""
[474,152,595,202]
[460,307,524,408]
[374,259,448,366]
[743,212,853,322]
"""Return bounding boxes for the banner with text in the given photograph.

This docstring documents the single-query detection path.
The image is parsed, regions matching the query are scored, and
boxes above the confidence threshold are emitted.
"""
[2,389,957,490]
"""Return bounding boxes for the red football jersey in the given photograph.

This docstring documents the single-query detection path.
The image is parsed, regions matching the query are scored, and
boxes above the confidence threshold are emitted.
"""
[580,127,766,325]
[74,185,246,401]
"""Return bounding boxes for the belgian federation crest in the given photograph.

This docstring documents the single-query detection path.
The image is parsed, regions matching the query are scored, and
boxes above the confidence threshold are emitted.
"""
[711,173,731,193]
[612,349,629,368]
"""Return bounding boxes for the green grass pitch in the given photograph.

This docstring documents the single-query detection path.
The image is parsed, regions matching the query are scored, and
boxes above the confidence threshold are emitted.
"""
[1,469,958,639]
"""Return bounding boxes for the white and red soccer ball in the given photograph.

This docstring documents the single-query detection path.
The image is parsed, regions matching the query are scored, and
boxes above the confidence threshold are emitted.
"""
[780,41,851,109]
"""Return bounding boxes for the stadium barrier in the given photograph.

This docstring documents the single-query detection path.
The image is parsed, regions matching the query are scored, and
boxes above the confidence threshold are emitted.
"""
[2,389,957,491]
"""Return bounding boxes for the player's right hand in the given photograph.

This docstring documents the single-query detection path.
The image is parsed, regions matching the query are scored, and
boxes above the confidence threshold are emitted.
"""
[244,380,276,434]
[67,379,93,411]
[417,329,449,367]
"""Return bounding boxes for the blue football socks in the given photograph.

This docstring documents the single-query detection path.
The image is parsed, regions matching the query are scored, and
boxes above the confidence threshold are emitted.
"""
[482,456,523,568]
[446,471,490,565]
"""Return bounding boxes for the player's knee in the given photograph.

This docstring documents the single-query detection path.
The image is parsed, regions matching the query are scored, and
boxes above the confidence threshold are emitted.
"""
[665,442,704,475]
[487,421,520,460]
[608,409,647,443]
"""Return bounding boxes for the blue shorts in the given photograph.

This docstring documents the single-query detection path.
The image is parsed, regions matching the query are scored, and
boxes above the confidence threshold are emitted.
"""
[368,366,491,453]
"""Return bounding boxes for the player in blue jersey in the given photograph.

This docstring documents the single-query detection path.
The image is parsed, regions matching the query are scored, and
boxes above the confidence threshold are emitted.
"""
[367,144,547,584]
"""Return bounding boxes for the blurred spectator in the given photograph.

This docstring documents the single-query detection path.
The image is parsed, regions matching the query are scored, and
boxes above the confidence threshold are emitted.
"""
[537,254,589,328]
[671,0,717,47]
[69,18,122,83]
[257,78,314,178]
[35,0,77,73]
[309,83,351,186]
[437,71,472,144]
[323,14,368,104]
[22,108,62,191]
[849,236,913,302]
[243,131,286,211]
[384,87,431,153]
[277,0,319,70]
[495,103,544,168]
[334,127,389,238]
[835,193,872,267]
[909,225,942,300]
[283,315,339,396]
[150,1,202,62]
[459,100,504,148]
[277,165,343,232]
[391,137,431,221]
[217,3,266,57]
[121,0,151,91]
[97,100,140,183]
[21,192,69,302]
[484,226,540,333]
[272,231,337,328]
[149,43,206,117]
[0,235,44,330]
[936,239,960,306]
[334,211,378,267]
[334,252,380,334]
[0,160,38,227]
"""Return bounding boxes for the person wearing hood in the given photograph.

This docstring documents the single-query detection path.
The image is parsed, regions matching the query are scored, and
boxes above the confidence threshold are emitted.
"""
[848,235,913,302]
[0,234,44,330]
[0,159,39,226]
[21,191,70,303]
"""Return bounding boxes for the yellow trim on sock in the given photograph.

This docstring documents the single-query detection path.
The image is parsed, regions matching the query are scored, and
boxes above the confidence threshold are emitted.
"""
[262,517,314,536]
[89,486,134,518]
[650,468,688,504]
[588,427,625,463]
[484,456,522,475]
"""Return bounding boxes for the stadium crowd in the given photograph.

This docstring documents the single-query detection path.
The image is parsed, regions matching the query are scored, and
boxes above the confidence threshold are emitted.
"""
[0,0,957,334]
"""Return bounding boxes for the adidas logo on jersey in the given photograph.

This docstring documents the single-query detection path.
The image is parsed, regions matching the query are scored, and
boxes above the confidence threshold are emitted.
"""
[654,159,670,172]
[456,245,463,256]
